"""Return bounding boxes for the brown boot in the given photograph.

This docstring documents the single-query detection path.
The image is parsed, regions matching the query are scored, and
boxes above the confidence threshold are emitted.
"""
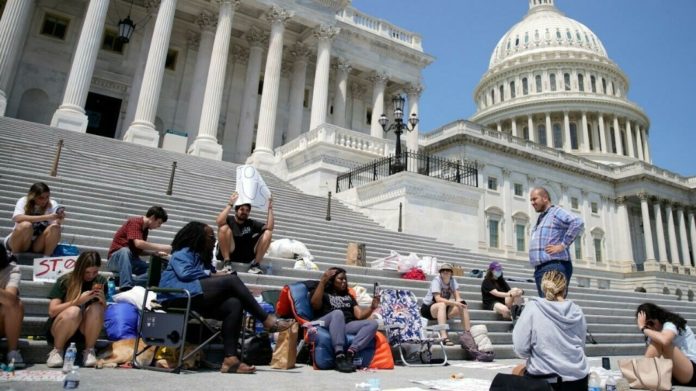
[220,356,256,374]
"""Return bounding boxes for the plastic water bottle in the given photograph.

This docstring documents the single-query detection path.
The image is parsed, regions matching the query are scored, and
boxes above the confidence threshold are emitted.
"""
[63,366,80,389]
[62,342,77,373]
[605,375,617,391]
[106,278,116,303]
[588,371,601,391]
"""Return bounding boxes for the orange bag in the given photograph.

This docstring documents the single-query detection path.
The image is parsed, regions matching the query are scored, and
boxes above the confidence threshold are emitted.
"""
[368,332,394,369]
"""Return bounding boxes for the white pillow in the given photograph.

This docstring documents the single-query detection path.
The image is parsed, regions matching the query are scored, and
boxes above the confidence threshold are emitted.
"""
[113,286,157,310]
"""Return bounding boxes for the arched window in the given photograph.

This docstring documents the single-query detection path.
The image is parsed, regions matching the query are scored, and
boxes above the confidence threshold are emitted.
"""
[563,73,571,91]
[500,85,505,102]
[590,75,597,93]
[535,75,542,92]
[510,81,516,98]
[620,130,628,156]
[552,123,562,148]
[611,81,616,95]
[549,73,557,91]
[491,89,495,104]
[537,124,547,146]
[601,78,607,94]
[522,78,528,95]
[578,74,584,92]
[570,123,578,149]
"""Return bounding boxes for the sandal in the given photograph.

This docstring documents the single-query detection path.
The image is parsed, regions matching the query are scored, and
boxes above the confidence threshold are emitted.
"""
[265,317,294,333]
[220,356,256,374]
[443,338,455,346]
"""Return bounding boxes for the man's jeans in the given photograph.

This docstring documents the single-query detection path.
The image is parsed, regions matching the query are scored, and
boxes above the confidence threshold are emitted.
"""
[533,260,573,297]
[107,247,149,288]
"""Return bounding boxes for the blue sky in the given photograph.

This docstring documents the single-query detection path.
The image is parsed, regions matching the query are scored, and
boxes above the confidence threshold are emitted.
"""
[351,0,696,177]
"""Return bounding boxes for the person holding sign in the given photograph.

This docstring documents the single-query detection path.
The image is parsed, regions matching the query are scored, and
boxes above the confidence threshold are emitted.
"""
[45,251,107,368]
[4,182,64,256]
[106,206,171,290]
[216,192,273,274]
[0,244,24,368]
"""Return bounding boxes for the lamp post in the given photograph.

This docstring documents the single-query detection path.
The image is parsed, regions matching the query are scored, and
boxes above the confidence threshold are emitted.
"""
[117,0,136,43]
[379,94,419,173]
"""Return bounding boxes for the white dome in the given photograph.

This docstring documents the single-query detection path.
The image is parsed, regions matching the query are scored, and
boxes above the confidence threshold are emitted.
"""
[489,0,608,68]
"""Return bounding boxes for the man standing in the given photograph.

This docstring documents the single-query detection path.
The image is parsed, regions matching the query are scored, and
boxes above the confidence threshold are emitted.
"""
[107,206,171,290]
[529,187,584,297]
[216,192,273,274]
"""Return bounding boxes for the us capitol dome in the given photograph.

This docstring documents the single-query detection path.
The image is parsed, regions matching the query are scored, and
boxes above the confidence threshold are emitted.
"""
[470,0,650,166]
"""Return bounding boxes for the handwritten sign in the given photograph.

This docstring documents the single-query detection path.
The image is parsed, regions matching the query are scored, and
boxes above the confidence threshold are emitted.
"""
[235,165,271,209]
[33,256,78,282]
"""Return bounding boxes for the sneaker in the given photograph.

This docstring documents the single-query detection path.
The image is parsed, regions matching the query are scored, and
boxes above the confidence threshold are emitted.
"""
[334,353,356,373]
[82,348,97,367]
[46,348,64,368]
[247,263,264,274]
[6,350,25,369]
[222,261,233,273]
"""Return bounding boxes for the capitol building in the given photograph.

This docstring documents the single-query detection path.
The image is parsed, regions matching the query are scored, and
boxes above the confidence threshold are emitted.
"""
[0,0,694,291]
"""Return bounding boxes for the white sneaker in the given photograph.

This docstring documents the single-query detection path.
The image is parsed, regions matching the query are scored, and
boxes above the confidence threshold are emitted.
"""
[247,266,264,274]
[46,348,64,368]
[6,350,25,369]
[82,348,97,367]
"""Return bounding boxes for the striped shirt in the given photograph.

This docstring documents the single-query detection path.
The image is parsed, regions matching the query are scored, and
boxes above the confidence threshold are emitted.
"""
[529,205,584,267]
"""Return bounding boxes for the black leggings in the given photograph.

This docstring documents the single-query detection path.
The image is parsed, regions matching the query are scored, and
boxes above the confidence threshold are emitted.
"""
[170,274,270,357]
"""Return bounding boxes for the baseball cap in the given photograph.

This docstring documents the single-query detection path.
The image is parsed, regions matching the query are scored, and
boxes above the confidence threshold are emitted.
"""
[438,263,454,272]
[488,261,503,272]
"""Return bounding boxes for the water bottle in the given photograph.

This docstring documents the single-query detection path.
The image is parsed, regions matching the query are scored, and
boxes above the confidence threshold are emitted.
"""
[63,366,80,389]
[605,374,617,391]
[107,278,116,303]
[588,371,601,391]
[62,342,77,373]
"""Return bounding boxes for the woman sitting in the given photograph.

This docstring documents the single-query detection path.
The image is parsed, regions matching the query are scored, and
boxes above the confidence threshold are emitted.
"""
[636,302,696,387]
[481,261,524,320]
[420,263,471,346]
[512,270,589,390]
[158,222,292,374]
[46,251,106,368]
[5,182,64,256]
[311,267,379,373]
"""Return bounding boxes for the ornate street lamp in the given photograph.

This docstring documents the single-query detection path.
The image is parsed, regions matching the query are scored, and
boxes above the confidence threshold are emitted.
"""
[379,94,419,173]
[117,0,136,43]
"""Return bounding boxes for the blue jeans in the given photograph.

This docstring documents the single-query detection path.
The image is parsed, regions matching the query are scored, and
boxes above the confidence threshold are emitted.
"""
[534,260,573,297]
[107,247,149,288]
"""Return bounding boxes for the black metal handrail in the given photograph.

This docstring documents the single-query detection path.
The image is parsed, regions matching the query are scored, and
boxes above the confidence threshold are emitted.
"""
[336,151,478,193]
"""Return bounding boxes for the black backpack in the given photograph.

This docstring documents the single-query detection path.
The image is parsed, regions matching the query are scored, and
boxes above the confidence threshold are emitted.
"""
[241,333,273,365]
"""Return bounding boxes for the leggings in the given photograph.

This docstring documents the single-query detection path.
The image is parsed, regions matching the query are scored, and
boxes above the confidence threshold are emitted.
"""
[318,309,378,354]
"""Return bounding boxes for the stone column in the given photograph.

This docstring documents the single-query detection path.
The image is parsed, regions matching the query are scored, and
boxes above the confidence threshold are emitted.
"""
[689,209,696,267]
[563,111,571,152]
[405,83,423,152]
[350,83,366,131]
[612,116,623,155]
[666,202,680,264]
[234,27,267,163]
[581,111,590,152]
[591,118,601,152]
[642,128,651,163]
[625,120,635,158]
[598,113,607,153]
[544,113,552,148]
[221,45,249,162]
[615,196,634,265]
[332,58,351,129]
[0,0,34,116]
[653,200,668,263]
[369,71,388,138]
[124,0,178,147]
[183,11,216,138]
[50,0,111,132]
[527,115,536,142]
[249,5,292,164]
[286,43,311,141]
[677,206,690,266]
[308,24,339,131]
[638,193,657,263]
[188,0,240,160]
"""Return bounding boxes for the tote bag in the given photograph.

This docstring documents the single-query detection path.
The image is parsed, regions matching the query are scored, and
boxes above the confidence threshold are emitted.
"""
[618,357,672,391]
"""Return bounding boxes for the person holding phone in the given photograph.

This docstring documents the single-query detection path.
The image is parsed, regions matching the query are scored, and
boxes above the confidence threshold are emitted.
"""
[5,182,64,256]
[420,263,471,346]
[45,251,106,368]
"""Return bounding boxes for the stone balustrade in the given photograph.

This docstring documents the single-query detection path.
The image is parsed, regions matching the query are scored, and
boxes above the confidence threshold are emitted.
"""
[336,7,423,51]
[275,123,393,158]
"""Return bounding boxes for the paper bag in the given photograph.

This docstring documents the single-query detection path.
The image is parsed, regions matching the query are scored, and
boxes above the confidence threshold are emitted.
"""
[270,322,299,369]
[346,242,366,267]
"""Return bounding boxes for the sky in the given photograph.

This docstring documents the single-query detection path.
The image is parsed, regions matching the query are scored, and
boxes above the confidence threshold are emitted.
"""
[351,0,696,177]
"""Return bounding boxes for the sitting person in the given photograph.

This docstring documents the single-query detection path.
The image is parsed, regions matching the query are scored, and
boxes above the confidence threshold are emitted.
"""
[512,270,589,390]
[636,302,696,387]
[310,267,379,373]
[46,251,107,368]
[0,244,24,368]
[215,191,273,274]
[5,182,64,256]
[158,222,292,374]
[420,263,471,346]
[481,261,524,320]
[107,206,171,290]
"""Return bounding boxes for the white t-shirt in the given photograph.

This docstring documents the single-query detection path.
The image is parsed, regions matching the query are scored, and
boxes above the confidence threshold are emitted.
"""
[423,275,459,305]
[663,322,696,363]
[12,196,58,229]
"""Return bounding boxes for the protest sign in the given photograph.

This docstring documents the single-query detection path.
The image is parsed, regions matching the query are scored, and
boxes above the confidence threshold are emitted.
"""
[235,165,271,209]
[33,256,78,282]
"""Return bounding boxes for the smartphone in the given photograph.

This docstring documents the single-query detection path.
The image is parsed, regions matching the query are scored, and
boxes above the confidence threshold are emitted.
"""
[601,357,610,370]
[56,206,65,215]
[373,282,380,297]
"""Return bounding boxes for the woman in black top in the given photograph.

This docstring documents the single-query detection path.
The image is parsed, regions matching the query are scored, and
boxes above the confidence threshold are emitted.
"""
[310,267,379,373]
[481,261,524,320]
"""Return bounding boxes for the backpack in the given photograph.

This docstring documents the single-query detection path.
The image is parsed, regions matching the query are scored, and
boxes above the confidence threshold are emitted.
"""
[241,333,273,365]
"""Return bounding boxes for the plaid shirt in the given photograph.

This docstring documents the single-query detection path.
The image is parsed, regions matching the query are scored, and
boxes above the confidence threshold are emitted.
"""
[529,205,584,267]
[108,217,148,258]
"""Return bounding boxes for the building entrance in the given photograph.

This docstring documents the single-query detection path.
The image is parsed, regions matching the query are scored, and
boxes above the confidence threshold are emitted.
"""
[85,92,122,138]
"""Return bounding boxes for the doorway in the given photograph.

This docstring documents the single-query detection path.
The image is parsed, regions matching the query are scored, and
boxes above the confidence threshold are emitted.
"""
[85,92,122,138]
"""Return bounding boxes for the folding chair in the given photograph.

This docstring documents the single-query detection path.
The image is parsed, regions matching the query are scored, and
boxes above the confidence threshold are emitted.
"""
[380,288,448,366]
[133,255,222,373]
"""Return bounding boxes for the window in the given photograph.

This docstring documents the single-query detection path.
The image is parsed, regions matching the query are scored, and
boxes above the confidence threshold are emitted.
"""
[491,89,495,104]
[537,124,547,146]
[574,237,582,260]
[165,49,178,71]
[41,13,70,40]
[590,75,597,93]
[588,124,594,150]
[578,74,584,92]
[571,197,579,210]
[535,75,542,93]
[366,108,372,125]
[601,78,607,94]
[611,81,616,96]
[510,81,516,98]
[594,238,603,263]
[563,73,571,91]
[516,224,526,251]
[522,78,528,95]
[303,88,310,108]
[523,126,529,140]
[101,28,124,54]
[487,177,498,191]
[570,123,578,150]
[552,123,562,148]
[514,183,523,196]
[489,220,500,248]
[591,202,598,214]
[499,85,504,102]
[610,127,617,153]
[549,73,556,91]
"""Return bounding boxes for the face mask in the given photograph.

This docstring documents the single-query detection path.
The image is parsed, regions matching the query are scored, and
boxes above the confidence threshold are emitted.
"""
[493,270,502,279]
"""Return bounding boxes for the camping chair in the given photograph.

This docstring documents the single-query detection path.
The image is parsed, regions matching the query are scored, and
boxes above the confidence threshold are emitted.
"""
[379,288,449,366]
[133,255,222,373]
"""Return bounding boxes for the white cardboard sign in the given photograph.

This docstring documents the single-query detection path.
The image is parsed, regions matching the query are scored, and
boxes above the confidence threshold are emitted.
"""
[235,165,271,209]
[33,256,78,282]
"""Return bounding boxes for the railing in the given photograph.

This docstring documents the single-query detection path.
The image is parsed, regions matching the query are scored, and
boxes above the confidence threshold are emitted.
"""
[275,124,390,159]
[335,151,478,193]
[336,7,423,51]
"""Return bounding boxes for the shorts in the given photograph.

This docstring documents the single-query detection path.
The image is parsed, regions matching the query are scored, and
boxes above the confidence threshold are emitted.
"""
[420,301,466,320]
[674,361,696,386]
